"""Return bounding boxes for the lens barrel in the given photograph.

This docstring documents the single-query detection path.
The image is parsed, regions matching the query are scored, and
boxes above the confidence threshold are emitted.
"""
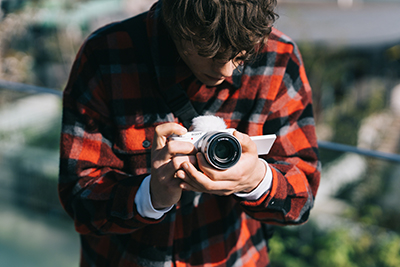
[198,132,241,170]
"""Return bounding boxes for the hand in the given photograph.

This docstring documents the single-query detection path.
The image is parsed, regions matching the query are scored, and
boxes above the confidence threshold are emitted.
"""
[150,123,197,209]
[176,131,266,196]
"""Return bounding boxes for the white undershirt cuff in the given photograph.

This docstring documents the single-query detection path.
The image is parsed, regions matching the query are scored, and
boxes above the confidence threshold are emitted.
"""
[134,175,174,220]
[234,158,273,201]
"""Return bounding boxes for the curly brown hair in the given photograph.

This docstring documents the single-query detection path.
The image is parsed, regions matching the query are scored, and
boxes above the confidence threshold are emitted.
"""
[162,0,278,62]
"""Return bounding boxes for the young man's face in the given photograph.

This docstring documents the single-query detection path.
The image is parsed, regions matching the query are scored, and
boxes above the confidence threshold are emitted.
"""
[175,40,244,87]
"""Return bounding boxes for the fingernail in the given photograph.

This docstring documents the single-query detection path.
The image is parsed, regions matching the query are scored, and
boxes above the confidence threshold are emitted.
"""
[180,170,187,179]
[180,125,188,134]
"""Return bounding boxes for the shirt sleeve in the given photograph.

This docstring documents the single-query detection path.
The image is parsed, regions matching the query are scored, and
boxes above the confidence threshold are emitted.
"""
[58,36,164,236]
[236,35,321,225]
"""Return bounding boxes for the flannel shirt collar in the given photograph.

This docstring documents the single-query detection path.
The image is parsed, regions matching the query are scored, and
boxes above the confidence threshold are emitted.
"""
[147,1,243,91]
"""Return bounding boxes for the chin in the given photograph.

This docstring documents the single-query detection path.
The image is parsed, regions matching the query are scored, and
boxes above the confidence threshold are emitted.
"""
[203,78,225,87]
[197,73,225,87]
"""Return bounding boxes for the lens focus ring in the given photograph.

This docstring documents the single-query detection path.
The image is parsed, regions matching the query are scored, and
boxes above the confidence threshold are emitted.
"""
[199,132,242,170]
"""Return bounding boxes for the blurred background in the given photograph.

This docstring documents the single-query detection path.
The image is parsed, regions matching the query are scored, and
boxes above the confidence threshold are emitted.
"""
[1,0,400,266]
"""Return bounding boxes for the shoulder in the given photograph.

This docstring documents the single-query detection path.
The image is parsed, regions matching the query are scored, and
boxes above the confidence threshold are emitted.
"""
[268,27,296,46]
[264,27,304,64]
[244,27,304,73]
[81,12,149,55]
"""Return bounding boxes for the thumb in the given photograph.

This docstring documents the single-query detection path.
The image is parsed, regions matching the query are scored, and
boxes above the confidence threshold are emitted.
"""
[153,123,187,152]
[233,131,257,153]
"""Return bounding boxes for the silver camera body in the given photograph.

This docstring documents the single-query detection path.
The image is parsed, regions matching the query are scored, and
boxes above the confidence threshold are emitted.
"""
[171,128,241,170]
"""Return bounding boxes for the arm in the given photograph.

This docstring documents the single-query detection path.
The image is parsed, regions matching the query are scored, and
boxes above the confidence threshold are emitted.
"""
[59,37,178,235]
[59,94,155,235]
[238,41,320,225]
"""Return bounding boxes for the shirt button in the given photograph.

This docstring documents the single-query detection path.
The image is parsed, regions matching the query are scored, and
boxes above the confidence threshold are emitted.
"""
[142,140,151,148]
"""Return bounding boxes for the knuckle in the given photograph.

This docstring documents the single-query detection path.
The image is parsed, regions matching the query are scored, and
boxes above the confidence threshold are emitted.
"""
[154,124,164,134]
[171,157,182,170]
[166,141,175,152]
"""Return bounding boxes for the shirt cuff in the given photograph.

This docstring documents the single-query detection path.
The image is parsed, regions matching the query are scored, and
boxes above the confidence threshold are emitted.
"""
[234,158,273,201]
[134,175,174,220]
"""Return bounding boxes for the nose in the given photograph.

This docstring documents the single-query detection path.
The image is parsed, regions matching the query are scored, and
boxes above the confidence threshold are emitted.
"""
[213,60,235,78]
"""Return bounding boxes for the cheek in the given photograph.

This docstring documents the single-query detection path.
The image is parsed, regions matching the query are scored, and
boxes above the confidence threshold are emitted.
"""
[190,57,212,73]
[190,60,206,73]
[182,51,208,67]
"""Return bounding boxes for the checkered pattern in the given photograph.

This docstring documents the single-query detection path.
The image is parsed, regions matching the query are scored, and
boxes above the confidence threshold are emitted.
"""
[59,2,320,266]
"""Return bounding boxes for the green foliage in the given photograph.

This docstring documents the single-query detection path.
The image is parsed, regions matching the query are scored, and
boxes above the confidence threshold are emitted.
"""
[298,42,394,148]
[270,223,400,267]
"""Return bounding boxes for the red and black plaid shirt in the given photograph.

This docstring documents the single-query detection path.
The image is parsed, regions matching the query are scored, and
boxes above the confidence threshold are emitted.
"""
[59,2,320,266]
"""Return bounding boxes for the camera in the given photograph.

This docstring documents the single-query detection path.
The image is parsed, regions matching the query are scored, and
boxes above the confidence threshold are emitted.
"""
[171,115,276,170]
[171,128,241,170]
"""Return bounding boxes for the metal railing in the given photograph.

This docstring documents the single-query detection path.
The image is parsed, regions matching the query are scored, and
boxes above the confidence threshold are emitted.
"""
[1,79,400,163]
[0,79,63,97]
[318,141,400,163]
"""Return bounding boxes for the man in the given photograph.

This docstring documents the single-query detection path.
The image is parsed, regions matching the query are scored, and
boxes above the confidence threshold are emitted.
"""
[59,0,320,266]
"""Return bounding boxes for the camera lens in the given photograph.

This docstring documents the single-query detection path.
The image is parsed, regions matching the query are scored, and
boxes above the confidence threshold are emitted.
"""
[199,132,241,170]
[214,140,234,160]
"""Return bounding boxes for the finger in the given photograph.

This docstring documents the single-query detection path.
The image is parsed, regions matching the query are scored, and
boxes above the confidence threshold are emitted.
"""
[153,123,187,152]
[233,130,257,153]
[196,152,245,182]
[179,181,205,193]
[180,161,208,189]
[154,141,196,164]
[180,161,229,192]
[171,154,197,171]
[196,152,240,182]
[181,181,235,195]
[167,140,197,156]
[196,152,216,178]
[173,154,198,181]
[175,169,186,179]
[180,163,236,194]
[174,167,199,190]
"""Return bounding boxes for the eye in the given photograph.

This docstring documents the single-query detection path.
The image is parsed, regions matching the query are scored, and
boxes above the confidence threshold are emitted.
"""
[235,58,245,65]
[233,51,247,64]
[233,56,245,67]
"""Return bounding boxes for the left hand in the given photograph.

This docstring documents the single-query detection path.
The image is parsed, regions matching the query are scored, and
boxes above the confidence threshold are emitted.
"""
[176,131,266,196]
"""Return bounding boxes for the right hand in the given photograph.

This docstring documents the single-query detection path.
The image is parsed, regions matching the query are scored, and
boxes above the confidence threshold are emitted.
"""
[150,123,197,209]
